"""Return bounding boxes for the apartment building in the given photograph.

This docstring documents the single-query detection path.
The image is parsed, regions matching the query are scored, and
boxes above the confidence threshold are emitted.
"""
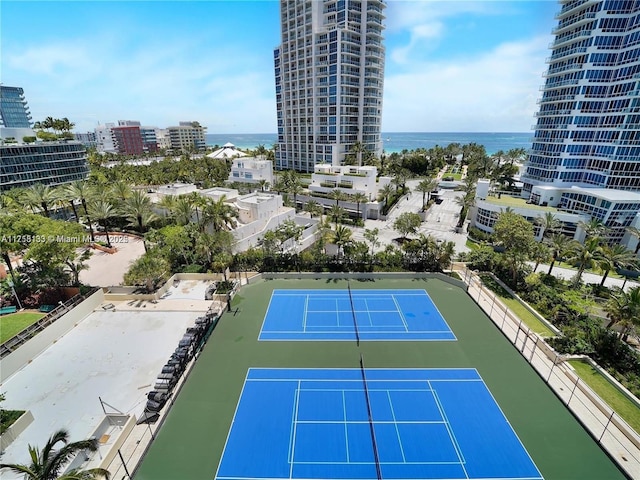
[274,0,386,172]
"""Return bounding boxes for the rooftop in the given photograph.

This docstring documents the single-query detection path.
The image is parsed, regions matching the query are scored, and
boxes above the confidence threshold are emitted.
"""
[566,187,640,203]
[482,194,559,213]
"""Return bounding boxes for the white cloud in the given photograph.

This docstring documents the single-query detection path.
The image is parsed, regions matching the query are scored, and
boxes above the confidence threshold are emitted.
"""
[7,44,97,77]
[391,22,444,64]
[386,1,497,66]
[382,35,549,131]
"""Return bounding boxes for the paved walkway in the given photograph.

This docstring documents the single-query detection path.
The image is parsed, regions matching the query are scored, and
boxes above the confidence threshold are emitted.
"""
[79,234,146,287]
[531,262,639,292]
[454,265,640,479]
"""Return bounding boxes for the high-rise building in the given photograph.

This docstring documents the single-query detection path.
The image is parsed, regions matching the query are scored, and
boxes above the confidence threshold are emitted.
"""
[0,85,32,128]
[516,0,640,245]
[112,123,144,155]
[167,121,207,152]
[0,142,89,192]
[0,86,88,192]
[274,0,386,172]
[523,0,640,194]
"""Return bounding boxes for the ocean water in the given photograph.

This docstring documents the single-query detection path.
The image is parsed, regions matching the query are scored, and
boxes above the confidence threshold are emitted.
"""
[205,132,531,156]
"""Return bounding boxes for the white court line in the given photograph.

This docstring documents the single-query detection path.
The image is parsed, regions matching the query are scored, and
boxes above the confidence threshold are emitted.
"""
[287,387,298,464]
[429,381,469,479]
[386,390,407,463]
[295,420,446,424]
[305,309,398,313]
[248,378,483,383]
[213,370,251,480]
[342,391,349,463]
[364,299,374,327]
[302,295,308,333]
[260,328,449,333]
[391,294,409,332]
[289,381,301,479]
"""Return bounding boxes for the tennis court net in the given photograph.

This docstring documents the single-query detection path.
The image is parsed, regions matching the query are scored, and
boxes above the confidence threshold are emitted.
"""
[359,353,382,479]
[347,280,360,346]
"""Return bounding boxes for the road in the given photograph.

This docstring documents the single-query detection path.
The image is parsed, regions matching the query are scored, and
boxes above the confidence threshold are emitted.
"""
[351,179,470,253]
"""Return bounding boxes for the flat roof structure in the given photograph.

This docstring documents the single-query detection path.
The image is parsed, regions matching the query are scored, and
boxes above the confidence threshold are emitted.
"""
[0,282,213,479]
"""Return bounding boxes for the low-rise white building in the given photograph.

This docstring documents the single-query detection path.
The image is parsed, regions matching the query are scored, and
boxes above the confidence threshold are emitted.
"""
[228,157,273,187]
[308,164,389,201]
[231,192,317,253]
[156,183,198,196]
[470,179,640,246]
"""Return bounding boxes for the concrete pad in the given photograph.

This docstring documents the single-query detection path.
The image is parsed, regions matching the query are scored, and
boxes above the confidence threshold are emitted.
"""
[79,234,146,287]
[0,309,200,478]
[159,279,215,301]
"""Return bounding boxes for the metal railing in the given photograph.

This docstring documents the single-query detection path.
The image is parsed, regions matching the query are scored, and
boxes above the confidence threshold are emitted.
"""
[455,266,640,478]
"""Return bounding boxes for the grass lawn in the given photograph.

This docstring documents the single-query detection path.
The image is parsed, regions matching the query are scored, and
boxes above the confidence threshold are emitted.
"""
[568,359,640,433]
[465,239,480,250]
[0,311,45,343]
[479,274,556,337]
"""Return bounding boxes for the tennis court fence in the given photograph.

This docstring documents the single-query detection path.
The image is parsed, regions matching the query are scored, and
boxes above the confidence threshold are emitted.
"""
[456,265,640,479]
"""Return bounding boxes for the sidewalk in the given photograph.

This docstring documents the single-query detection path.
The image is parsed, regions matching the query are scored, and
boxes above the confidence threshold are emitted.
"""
[532,262,639,292]
[454,265,640,479]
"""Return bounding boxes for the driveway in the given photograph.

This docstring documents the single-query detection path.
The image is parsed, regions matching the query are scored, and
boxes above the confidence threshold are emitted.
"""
[351,180,470,254]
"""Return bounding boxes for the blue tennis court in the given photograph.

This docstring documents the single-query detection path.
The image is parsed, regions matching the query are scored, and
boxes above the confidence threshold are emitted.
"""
[215,368,543,480]
[259,289,456,341]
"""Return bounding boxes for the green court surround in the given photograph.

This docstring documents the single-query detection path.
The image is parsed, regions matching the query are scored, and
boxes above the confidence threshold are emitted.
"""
[134,277,626,480]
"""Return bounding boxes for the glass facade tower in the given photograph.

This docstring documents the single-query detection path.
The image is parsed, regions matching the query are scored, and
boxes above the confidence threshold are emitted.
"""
[0,85,33,128]
[274,0,386,172]
[523,0,640,195]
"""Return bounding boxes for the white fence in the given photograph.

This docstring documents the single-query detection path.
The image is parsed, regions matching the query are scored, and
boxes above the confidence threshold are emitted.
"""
[456,265,640,478]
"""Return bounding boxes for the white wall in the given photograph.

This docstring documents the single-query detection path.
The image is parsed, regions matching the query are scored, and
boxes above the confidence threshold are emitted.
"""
[0,289,104,382]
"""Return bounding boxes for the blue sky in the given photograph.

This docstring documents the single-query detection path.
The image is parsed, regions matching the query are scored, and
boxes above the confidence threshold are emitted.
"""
[2,1,558,133]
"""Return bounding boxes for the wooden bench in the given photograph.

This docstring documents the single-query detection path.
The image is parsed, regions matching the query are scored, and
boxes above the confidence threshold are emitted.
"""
[38,305,56,313]
[0,306,18,315]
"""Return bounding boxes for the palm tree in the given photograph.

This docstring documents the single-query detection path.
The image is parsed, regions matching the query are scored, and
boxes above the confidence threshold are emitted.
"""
[378,184,393,206]
[258,179,270,192]
[597,244,636,287]
[66,181,95,241]
[578,218,608,238]
[110,180,132,203]
[332,225,353,259]
[566,237,604,285]
[0,428,110,479]
[284,171,303,211]
[169,196,193,225]
[328,204,346,226]
[304,200,323,218]
[455,189,475,229]
[352,192,368,221]
[531,242,552,272]
[535,212,561,239]
[604,287,640,340]
[545,233,573,275]
[201,196,238,232]
[89,200,116,247]
[123,190,157,233]
[626,226,640,255]
[187,191,205,224]
[416,178,437,211]
[330,188,346,207]
[23,184,57,217]
[347,141,365,166]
